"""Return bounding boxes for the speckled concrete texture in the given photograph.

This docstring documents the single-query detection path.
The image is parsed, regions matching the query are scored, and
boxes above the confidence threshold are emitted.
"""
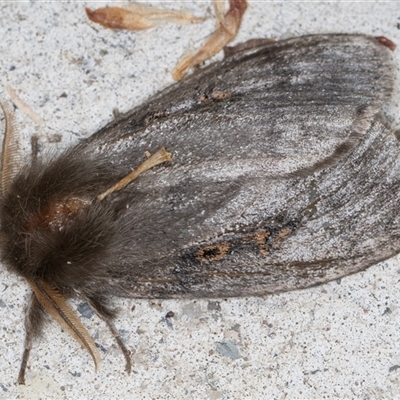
[1,1,400,399]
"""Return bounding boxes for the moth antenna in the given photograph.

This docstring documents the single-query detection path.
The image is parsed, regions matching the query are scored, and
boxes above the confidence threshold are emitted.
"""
[84,296,132,374]
[0,102,23,195]
[27,279,101,372]
[97,147,171,201]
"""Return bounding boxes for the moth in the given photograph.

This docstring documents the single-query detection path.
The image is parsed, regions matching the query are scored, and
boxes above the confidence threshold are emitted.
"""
[0,34,397,384]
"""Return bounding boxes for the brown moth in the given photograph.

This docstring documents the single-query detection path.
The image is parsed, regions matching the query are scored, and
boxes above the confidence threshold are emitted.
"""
[0,34,397,383]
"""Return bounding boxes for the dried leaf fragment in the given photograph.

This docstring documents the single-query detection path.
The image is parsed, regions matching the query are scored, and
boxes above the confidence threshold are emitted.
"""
[376,36,397,51]
[86,3,203,31]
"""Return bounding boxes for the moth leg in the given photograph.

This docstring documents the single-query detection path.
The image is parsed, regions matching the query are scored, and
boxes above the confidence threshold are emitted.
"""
[18,293,46,385]
[172,0,248,80]
[30,135,39,160]
[85,3,203,31]
[84,296,132,374]
[97,147,171,201]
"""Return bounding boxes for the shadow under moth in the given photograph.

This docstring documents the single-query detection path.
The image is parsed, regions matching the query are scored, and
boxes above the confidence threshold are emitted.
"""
[0,34,398,384]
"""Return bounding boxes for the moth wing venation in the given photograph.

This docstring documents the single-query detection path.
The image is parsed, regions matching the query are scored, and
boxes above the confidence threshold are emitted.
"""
[112,119,400,298]
[79,34,394,179]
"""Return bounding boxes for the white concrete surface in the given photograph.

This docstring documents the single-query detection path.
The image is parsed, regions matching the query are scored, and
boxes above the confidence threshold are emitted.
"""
[0,1,400,399]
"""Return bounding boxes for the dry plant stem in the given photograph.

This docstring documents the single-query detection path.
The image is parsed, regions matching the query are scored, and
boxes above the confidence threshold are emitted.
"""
[86,4,203,31]
[172,0,248,80]
[6,86,44,125]
[97,147,171,202]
